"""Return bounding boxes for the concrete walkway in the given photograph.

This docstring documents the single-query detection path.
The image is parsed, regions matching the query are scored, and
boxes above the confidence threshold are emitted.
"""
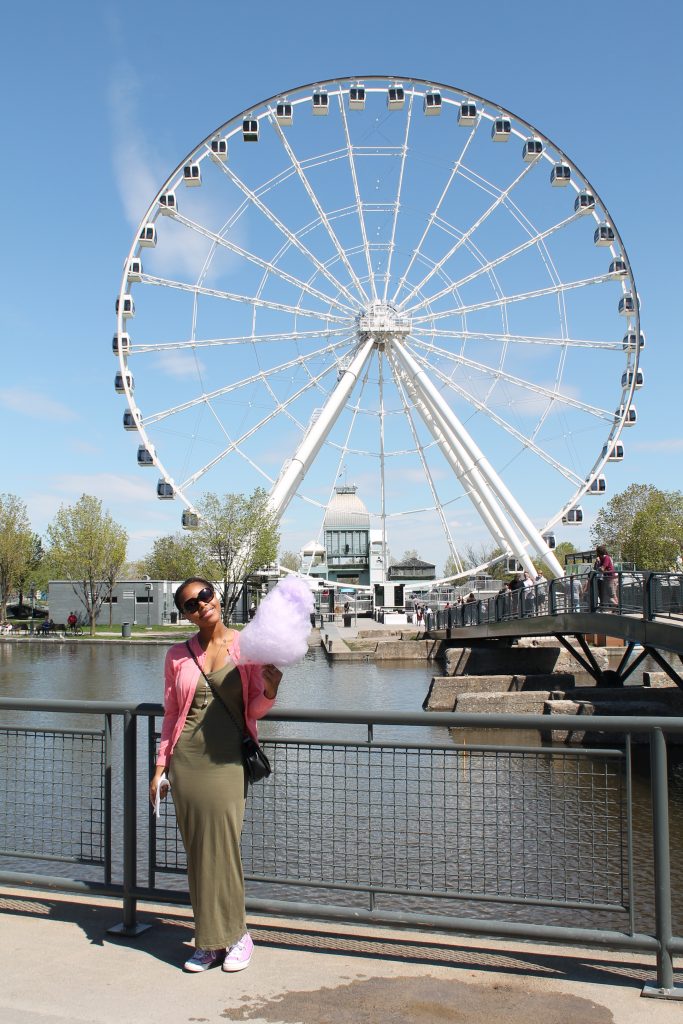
[1,887,681,1023]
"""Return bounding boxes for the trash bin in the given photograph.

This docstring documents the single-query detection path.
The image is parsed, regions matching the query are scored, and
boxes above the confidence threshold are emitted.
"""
[122,622,132,638]
[170,611,178,625]
[343,614,352,627]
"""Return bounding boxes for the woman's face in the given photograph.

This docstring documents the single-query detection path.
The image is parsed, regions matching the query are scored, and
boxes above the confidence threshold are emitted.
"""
[179,582,221,627]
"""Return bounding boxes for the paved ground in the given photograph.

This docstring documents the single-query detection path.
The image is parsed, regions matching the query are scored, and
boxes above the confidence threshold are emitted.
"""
[1,888,682,1024]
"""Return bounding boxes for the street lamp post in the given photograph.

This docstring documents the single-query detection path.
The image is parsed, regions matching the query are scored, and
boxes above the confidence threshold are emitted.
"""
[145,584,152,628]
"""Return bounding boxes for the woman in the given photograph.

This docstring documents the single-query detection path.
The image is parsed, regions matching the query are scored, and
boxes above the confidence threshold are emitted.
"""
[149,577,282,973]
[594,544,618,611]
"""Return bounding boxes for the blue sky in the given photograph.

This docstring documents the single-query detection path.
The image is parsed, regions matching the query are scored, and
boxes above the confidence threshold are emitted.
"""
[1,0,681,571]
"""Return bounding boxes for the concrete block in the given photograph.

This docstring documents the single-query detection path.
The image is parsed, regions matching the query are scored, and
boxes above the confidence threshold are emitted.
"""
[443,644,582,677]
[424,673,577,711]
[455,691,551,715]
[643,671,676,688]
[375,640,440,660]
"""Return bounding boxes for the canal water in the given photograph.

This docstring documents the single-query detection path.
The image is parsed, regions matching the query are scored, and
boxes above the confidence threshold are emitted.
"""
[1,641,682,934]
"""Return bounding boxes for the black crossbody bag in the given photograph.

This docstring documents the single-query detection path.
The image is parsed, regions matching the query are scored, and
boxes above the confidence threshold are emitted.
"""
[185,641,272,783]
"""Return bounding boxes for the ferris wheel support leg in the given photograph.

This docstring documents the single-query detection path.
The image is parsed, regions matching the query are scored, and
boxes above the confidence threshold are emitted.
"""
[392,340,560,577]
[388,352,511,556]
[268,336,376,520]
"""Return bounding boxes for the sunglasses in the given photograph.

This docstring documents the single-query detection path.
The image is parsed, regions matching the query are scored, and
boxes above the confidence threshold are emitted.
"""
[182,585,215,615]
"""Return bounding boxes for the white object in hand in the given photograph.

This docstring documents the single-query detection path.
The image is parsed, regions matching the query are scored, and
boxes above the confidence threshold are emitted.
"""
[239,576,315,666]
[154,774,170,817]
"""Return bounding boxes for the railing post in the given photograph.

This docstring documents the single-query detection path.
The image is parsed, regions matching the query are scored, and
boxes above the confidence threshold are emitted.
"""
[642,727,683,999]
[644,571,655,621]
[108,710,150,937]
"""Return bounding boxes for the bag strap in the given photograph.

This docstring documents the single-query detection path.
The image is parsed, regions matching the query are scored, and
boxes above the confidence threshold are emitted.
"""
[185,640,246,739]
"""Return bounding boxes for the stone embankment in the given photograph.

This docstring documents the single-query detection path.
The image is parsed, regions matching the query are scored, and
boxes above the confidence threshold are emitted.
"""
[423,637,683,743]
[321,626,440,661]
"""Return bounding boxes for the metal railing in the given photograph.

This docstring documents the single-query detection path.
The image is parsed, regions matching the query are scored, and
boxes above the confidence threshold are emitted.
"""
[433,572,683,630]
[0,698,682,995]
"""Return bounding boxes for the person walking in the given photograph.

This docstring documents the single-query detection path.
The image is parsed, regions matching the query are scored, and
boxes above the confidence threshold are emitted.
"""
[149,577,283,973]
[594,545,618,611]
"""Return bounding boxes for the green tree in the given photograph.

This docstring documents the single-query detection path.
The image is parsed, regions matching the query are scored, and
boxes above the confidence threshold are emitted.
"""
[196,488,279,624]
[144,532,200,581]
[16,533,48,608]
[401,549,420,561]
[45,494,128,636]
[552,541,577,570]
[590,483,683,569]
[0,494,34,622]
[622,490,683,570]
[279,550,302,572]
[590,483,658,557]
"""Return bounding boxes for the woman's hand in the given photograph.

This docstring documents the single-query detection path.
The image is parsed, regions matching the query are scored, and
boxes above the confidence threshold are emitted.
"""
[262,664,283,700]
[149,766,169,807]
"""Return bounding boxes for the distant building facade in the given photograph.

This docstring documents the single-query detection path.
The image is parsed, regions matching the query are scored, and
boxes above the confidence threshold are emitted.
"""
[49,579,180,627]
[301,485,371,586]
[387,557,436,582]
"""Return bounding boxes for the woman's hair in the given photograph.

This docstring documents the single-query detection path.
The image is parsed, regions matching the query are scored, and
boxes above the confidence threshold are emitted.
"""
[595,544,607,558]
[173,576,213,612]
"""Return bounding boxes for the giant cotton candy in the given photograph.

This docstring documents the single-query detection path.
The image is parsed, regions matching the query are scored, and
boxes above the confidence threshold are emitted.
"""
[238,576,315,666]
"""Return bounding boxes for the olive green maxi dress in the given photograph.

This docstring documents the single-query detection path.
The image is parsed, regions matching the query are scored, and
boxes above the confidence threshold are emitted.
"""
[168,661,248,950]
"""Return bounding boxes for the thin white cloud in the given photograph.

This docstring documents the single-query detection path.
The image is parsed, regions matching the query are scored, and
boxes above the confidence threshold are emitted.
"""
[54,473,153,504]
[154,350,207,379]
[107,63,163,230]
[107,61,233,282]
[632,438,683,453]
[0,388,77,422]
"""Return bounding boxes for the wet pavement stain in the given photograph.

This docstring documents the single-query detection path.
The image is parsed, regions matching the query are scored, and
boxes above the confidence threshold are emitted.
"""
[220,975,614,1023]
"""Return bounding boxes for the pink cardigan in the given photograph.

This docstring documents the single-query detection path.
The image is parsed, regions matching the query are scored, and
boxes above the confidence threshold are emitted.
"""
[156,631,275,769]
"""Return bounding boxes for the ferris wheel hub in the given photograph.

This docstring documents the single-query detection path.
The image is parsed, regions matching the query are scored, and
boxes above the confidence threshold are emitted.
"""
[356,302,412,345]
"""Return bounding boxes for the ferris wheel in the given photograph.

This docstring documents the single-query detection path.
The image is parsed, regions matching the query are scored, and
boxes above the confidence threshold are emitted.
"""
[114,76,642,579]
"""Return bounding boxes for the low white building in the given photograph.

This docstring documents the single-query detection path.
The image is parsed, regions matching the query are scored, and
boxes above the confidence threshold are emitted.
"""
[48,579,180,627]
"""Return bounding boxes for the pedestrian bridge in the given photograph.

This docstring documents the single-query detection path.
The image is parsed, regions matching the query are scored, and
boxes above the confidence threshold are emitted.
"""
[427,571,683,688]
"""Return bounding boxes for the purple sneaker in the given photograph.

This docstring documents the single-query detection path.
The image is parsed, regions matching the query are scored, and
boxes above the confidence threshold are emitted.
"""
[222,932,253,972]
[184,947,223,972]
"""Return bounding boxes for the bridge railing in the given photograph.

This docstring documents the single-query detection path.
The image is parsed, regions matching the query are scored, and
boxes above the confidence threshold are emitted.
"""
[434,572,683,631]
[0,697,682,996]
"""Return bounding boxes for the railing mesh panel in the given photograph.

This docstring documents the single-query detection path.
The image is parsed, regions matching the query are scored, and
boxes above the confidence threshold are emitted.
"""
[0,727,106,864]
[154,739,627,909]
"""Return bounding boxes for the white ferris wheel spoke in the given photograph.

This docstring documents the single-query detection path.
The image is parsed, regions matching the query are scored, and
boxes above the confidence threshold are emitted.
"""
[390,354,464,572]
[391,113,480,305]
[407,343,585,486]
[409,272,616,325]
[170,211,357,316]
[382,96,414,302]
[411,327,622,350]
[142,337,354,426]
[399,160,537,313]
[337,85,381,302]
[408,336,613,422]
[179,357,347,491]
[131,327,351,355]
[139,273,350,324]
[411,211,580,312]
[267,108,370,306]
[215,161,363,310]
